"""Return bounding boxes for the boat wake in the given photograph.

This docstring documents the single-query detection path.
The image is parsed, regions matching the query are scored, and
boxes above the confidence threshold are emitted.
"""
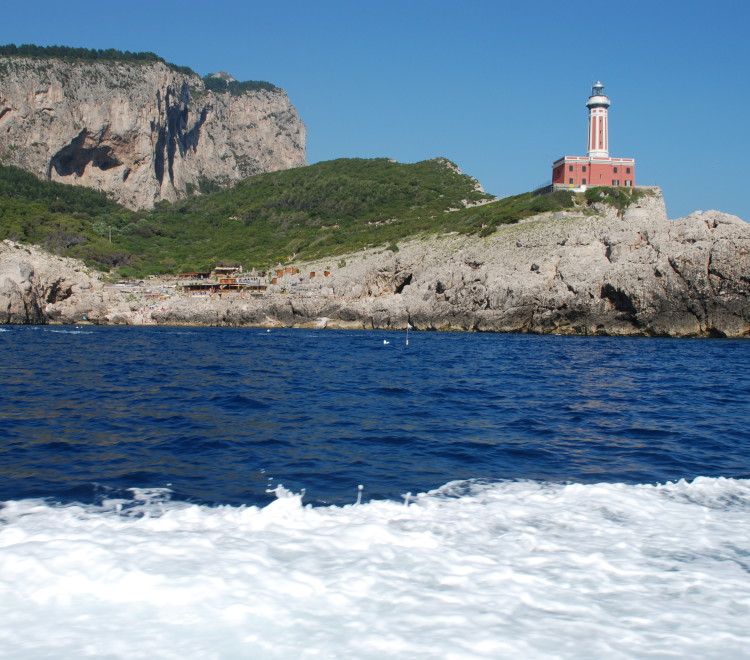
[1,477,748,658]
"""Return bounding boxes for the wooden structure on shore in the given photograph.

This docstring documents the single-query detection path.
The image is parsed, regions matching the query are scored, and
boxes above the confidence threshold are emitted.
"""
[178,266,268,295]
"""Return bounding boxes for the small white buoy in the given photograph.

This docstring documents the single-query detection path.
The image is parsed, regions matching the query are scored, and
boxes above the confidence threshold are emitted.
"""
[383,340,390,344]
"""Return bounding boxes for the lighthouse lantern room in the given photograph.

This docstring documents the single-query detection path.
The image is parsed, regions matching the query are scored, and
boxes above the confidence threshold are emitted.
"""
[551,82,635,189]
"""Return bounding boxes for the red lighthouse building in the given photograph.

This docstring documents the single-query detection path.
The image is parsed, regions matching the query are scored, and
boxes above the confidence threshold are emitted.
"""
[551,82,635,189]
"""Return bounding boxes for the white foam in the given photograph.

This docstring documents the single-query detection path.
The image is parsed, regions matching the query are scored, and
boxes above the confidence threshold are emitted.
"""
[1,478,749,659]
[44,327,95,334]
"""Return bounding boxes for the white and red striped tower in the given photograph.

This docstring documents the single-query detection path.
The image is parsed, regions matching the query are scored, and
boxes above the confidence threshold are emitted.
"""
[551,82,635,188]
[586,81,610,159]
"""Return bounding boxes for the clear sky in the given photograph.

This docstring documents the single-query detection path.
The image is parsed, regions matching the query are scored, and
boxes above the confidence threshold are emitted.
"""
[2,0,748,220]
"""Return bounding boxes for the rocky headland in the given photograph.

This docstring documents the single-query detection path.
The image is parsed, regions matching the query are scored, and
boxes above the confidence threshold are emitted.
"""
[3,190,749,337]
[0,56,306,209]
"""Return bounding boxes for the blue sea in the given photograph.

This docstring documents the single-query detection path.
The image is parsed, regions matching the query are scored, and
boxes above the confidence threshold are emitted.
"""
[1,326,749,658]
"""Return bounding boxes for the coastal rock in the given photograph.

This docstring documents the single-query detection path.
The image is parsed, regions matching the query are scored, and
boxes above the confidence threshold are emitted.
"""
[2,190,749,337]
[0,240,117,324]
[0,57,306,209]
[292,191,750,337]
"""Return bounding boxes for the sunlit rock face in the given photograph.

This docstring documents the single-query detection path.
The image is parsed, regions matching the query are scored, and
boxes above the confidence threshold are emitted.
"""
[0,57,306,209]
[274,191,750,338]
[0,240,116,324]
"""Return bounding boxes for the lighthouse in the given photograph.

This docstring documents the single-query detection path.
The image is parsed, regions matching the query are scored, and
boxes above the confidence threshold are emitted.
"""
[551,82,635,189]
[587,81,610,158]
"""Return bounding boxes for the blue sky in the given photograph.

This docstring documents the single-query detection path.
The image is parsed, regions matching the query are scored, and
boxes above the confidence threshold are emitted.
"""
[2,0,748,220]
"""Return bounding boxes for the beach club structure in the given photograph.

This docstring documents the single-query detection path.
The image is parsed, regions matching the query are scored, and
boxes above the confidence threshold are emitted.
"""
[178,265,268,295]
[176,264,332,296]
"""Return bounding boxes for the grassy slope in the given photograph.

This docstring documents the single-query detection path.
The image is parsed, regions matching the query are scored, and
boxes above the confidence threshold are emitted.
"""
[0,158,578,276]
[116,158,494,273]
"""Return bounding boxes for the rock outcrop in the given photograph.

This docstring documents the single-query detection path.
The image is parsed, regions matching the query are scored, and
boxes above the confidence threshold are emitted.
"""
[0,57,306,209]
[0,240,116,324]
[2,190,749,337]
[293,191,749,337]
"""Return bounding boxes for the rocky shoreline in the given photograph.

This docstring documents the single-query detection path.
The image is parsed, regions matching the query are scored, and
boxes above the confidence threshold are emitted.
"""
[2,191,749,337]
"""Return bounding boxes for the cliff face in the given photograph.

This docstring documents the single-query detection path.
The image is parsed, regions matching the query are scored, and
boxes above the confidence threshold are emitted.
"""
[0,57,306,209]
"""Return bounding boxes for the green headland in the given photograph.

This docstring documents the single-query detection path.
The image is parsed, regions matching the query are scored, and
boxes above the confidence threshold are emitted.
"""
[0,157,589,277]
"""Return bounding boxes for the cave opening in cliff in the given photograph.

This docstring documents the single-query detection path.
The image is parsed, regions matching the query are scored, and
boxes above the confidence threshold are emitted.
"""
[49,131,122,178]
[600,283,637,315]
[394,274,413,294]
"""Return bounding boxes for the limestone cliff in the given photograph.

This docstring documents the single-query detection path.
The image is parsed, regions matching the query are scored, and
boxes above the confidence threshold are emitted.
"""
[289,190,749,337]
[0,57,306,209]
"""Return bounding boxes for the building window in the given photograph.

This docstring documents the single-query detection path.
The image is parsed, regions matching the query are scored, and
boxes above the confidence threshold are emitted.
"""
[569,178,574,184]
[626,167,631,174]
[582,178,587,185]
[625,180,632,186]
[612,179,620,186]
[582,165,587,172]
[613,167,618,173]
[569,165,573,172]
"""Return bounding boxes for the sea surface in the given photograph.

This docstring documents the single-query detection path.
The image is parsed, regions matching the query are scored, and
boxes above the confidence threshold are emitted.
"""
[1,326,749,658]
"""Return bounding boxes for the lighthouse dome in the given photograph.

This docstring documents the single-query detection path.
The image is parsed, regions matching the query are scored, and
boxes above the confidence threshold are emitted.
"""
[586,81,611,108]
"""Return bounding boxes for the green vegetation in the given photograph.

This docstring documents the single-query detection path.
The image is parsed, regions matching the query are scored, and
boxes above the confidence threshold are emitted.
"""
[113,157,511,274]
[0,165,123,217]
[0,43,195,75]
[0,44,277,95]
[0,158,579,277]
[202,75,279,95]
[470,190,576,237]
[583,186,647,214]
[0,165,132,267]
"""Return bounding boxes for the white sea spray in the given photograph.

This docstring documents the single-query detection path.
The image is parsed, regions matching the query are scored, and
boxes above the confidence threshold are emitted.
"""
[1,478,749,659]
